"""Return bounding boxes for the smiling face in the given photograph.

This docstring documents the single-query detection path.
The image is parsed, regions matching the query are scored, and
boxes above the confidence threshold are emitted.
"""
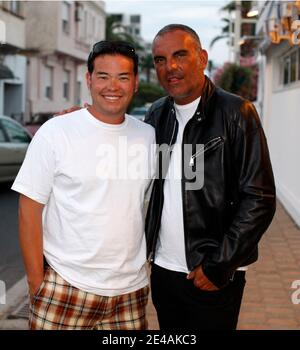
[86,54,138,124]
[152,29,208,105]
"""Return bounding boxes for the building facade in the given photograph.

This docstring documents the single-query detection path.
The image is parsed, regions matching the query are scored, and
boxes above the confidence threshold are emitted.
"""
[256,1,300,226]
[0,1,27,122]
[24,1,105,123]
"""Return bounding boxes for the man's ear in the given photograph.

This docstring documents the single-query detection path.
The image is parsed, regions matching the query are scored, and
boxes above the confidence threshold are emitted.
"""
[134,74,139,93]
[199,49,208,70]
[86,71,91,90]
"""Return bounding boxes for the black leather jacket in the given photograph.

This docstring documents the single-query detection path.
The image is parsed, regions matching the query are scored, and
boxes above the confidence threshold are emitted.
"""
[144,76,276,288]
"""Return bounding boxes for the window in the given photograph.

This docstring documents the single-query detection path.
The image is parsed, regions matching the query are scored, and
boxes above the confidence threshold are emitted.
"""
[130,15,140,24]
[84,11,88,38]
[92,16,96,36]
[44,66,53,100]
[241,22,256,37]
[281,48,300,86]
[111,14,123,23]
[0,127,6,142]
[62,2,71,34]
[298,48,300,81]
[75,2,83,22]
[1,119,31,143]
[76,81,81,105]
[290,51,297,83]
[63,70,70,100]
[10,1,20,14]
[283,56,290,85]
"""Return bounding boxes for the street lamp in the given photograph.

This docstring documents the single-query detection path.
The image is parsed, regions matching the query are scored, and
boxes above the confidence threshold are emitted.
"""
[239,35,264,46]
[247,8,259,18]
[247,1,259,18]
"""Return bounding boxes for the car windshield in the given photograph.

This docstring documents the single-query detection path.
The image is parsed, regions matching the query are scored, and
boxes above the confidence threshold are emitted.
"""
[131,107,147,115]
[130,106,148,121]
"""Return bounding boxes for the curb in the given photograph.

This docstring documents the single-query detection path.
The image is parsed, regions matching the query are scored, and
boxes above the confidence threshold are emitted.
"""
[0,276,28,329]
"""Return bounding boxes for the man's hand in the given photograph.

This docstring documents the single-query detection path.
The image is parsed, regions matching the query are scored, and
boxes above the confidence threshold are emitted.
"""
[54,102,90,116]
[187,265,219,291]
[28,276,44,303]
[19,195,45,303]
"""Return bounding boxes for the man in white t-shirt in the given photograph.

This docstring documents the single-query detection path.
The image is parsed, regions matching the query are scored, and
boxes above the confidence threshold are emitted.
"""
[12,41,156,330]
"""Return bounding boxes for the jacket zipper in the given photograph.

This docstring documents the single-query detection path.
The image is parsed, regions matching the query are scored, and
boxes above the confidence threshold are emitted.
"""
[189,136,224,166]
[167,118,177,157]
[182,133,223,270]
[181,117,195,270]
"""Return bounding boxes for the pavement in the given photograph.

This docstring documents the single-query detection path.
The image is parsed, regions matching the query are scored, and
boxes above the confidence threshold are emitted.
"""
[0,200,299,330]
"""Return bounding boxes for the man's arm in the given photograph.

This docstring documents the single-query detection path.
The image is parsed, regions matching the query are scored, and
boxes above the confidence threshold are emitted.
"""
[19,195,45,301]
[202,101,276,288]
[54,102,89,116]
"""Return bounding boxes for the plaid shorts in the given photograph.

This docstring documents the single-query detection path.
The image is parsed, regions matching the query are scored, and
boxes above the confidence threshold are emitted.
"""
[29,266,149,330]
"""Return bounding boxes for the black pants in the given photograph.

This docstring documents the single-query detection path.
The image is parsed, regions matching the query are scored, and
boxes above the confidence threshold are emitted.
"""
[151,264,246,331]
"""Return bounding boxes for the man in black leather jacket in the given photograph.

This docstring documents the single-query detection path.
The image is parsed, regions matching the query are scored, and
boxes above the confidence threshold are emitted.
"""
[144,24,276,330]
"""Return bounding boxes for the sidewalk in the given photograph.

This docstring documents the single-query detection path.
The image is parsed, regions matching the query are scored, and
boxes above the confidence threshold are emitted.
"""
[237,201,300,330]
[148,200,300,330]
[1,200,299,330]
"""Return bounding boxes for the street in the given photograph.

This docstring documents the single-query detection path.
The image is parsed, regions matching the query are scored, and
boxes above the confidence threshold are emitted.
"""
[0,182,25,290]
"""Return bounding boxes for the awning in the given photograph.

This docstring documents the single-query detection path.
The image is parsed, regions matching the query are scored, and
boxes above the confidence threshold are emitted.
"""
[0,64,14,79]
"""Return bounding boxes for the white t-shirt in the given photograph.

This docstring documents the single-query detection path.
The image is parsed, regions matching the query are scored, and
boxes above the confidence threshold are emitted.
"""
[12,108,156,296]
[155,98,200,273]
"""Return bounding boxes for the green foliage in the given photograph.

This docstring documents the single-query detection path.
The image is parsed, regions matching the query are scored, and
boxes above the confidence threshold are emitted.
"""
[128,82,165,111]
[105,15,140,47]
[214,63,254,100]
[210,1,254,49]
[140,54,154,83]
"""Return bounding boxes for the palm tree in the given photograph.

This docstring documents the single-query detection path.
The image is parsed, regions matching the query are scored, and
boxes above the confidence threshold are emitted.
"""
[105,15,139,47]
[209,17,231,49]
[209,1,253,49]
[140,53,154,83]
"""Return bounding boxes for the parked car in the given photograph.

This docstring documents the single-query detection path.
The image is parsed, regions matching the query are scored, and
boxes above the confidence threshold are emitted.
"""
[0,116,32,183]
[130,106,149,122]
[25,113,53,136]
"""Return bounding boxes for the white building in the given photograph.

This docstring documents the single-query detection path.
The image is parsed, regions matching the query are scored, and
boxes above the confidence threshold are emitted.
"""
[108,12,155,83]
[256,1,300,226]
[109,13,142,42]
[0,1,27,123]
[24,1,105,123]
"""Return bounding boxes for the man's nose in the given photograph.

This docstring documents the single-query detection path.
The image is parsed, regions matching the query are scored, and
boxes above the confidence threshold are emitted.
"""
[166,58,178,71]
[108,78,119,90]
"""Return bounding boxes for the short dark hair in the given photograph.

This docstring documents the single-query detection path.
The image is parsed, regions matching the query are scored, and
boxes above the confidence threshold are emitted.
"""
[153,24,202,50]
[87,40,139,75]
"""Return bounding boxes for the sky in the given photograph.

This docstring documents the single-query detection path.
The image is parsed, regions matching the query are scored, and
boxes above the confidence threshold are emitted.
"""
[105,0,231,67]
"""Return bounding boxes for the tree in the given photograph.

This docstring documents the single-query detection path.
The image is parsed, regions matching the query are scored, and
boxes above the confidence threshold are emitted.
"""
[128,82,165,111]
[140,54,154,83]
[209,17,231,50]
[213,62,255,100]
[209,1,253,49]
[105,15,137,46]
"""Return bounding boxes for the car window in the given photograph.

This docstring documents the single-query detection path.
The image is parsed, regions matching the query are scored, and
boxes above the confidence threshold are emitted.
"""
[0,127,6,142]
[131,107,147,115]
[1,119,31,143]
